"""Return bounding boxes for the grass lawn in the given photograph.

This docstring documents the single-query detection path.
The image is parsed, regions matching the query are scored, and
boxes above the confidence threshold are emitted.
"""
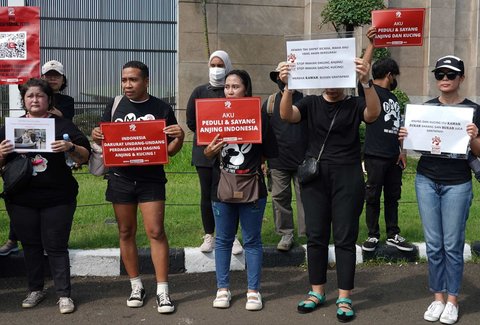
[1,141,480,249]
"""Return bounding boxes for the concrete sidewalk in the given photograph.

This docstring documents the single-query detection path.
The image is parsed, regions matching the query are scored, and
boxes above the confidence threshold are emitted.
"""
[1,241,480,277]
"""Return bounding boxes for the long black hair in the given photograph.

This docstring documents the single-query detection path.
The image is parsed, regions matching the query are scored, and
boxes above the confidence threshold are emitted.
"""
[225,69,252,97]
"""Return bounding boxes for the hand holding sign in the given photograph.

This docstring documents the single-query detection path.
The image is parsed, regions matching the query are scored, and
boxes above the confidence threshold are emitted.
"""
[203,134,225,159]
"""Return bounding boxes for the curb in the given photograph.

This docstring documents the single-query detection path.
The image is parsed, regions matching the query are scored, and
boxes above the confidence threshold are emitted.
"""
[1,242,478,278]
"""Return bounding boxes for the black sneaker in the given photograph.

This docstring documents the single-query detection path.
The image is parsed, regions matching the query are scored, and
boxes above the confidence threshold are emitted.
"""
[361,237,379,251]
[127,286,146,308]
[386,234,414,252]
[157,292,175,314]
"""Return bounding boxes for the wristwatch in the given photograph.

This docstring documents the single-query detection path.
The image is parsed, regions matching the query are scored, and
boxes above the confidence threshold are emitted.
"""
[68,144,76,153]
[361,80,372,89]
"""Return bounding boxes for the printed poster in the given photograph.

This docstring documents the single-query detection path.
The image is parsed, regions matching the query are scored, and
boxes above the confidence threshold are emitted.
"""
[4,117,55,152]
[0,6,40,84]
[101,120,169,166]
[372,8,426,47]
[403,104,474,157]
[195,97,262,145]
[285,37,356,89]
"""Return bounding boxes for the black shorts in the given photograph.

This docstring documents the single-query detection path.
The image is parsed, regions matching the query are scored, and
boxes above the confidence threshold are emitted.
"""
[105,173,166,204]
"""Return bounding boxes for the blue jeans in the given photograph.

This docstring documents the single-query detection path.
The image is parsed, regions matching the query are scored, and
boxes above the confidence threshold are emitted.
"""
[415,173,472,296]
[212,198,266,291]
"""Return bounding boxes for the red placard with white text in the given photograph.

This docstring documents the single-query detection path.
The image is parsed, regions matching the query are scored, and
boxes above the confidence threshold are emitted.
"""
[0,6,40,84]
[195,97,262,145]
[372,8,425,47]
[101,120,168,166]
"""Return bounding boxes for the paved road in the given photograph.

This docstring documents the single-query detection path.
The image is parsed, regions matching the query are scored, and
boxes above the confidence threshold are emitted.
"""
[1,263,479,324]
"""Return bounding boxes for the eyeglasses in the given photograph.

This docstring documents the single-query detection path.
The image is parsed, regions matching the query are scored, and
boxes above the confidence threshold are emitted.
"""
[434,71,459,81]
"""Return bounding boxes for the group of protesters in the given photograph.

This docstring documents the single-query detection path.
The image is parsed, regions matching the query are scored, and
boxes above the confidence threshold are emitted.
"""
[0,26,478,324]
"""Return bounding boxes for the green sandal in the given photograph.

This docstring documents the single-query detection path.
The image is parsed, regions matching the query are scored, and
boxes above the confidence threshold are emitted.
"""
[336,297,355,323]
[297,290,326,314]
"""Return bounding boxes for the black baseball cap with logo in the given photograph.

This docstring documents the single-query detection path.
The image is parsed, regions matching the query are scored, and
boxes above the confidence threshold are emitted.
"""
[432,55,464,75]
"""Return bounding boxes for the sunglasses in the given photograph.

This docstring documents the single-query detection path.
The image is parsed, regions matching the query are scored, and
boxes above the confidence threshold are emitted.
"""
[434,71,459,81]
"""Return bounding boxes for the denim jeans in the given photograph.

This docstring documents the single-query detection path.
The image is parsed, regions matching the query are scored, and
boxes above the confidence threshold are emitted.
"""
[415,173,472,296]
[212,198,266,291]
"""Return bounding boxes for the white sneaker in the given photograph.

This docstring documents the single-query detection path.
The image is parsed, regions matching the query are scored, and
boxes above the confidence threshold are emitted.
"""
[424,300,445,322]
[156,292,175,314]
[245,292,262,311]
[213,289,231,308]
[22,290,46,308]
[232,236,243,255]
[58,297,75,314]
[200,234,215,253]
[277,233,294,251]
[127,285,146,307]
[440,302,459,324]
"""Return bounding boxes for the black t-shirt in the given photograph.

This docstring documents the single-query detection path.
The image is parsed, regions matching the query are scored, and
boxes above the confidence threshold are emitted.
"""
[1,115,91,208]
[263,91,307,170]
[417,98,480,184]
[186,83,225,167]
[211,109,278,201]
[54,93,75,121]
[101,95,177,183]
[295,95,366,164]
[359,84,401,158]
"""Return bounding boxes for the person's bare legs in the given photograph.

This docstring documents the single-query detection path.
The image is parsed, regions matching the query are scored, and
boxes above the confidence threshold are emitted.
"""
[139,200,168,282]
[139,200,174,313]
[113,203,139,277]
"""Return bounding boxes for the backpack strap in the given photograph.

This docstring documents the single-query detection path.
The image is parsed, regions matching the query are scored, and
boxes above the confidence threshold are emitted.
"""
[266,93,276,116]
[110,95,123,121]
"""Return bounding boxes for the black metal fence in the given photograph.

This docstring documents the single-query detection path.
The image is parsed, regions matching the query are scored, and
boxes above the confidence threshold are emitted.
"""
[0,0,177,136]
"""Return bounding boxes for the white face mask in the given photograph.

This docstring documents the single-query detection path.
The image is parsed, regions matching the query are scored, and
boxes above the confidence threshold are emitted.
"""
[209,67,226,86]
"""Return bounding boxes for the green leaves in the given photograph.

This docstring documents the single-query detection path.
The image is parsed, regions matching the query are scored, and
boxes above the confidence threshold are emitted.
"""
[321,0,386,31]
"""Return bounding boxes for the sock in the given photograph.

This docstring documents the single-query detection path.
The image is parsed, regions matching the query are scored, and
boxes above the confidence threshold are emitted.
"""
[130,276,143,290]
[157,282,169,295]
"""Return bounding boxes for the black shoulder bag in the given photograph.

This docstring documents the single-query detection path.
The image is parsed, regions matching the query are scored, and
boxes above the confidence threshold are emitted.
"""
[1,154,33,197]
[297,97,348,185]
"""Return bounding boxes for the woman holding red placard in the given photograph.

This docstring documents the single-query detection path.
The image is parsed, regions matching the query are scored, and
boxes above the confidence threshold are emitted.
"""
[203,70,277,311]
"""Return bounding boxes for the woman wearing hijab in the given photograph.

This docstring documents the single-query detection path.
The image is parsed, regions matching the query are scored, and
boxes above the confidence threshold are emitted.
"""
[186,50,243,255]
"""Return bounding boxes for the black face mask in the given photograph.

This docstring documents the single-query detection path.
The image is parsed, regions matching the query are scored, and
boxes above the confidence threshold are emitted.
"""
[390,78,398,91]
[276,79,286,91]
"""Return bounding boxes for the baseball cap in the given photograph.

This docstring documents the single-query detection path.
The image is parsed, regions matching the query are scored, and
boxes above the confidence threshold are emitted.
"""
[432,55,464,74]
[269,61,287,83]
[41,60,65,75]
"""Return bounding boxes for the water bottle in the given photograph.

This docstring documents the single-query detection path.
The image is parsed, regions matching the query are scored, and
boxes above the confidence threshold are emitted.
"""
[63,134,75,168]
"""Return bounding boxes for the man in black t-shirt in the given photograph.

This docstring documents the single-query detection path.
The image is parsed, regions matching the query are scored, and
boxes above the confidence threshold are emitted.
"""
[92,61,184,314]
[263,61,307,251]
[360,27,413,252]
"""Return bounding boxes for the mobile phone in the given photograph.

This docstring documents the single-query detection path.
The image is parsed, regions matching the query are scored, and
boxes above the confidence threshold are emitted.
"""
[398,160,405,170]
